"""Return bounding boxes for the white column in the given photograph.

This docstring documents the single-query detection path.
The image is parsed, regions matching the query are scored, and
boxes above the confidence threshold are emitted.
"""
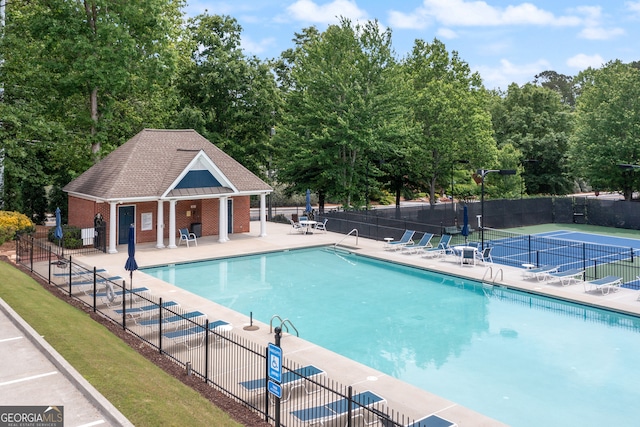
[156,200,165,248]
[108,202,117,254]
[259,193,267,237]
[168,199,177,248]
[218,197,228,243]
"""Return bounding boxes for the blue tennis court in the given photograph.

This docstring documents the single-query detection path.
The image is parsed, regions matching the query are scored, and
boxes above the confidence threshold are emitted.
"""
[482,228,640,287]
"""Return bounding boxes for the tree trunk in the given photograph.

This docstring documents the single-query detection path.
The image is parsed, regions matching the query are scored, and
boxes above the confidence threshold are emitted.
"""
[90,87,100,159]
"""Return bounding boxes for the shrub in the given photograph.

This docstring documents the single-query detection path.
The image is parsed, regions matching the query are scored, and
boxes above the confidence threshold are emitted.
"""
[48,225,85,249]
[0,211,35,245]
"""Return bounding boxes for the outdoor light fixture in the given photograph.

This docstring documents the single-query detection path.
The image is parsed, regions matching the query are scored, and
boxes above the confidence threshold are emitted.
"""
[478,169,517,249]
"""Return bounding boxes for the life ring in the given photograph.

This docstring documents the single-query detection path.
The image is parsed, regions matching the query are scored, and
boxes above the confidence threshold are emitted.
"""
[105,282,116,303]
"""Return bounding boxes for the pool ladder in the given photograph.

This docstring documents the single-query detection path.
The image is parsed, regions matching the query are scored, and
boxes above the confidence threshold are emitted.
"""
[482,266,504,284]
[270,315,299,337]
[333,228,358,250]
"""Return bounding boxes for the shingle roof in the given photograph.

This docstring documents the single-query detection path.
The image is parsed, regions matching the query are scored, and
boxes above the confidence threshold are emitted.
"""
[63,129,272,200]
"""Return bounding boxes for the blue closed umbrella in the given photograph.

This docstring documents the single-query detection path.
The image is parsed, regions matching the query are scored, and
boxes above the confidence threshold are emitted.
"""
[124,224,138,307]
[462,205,470,244]
[306,189,312,214]
[54,207,63,256]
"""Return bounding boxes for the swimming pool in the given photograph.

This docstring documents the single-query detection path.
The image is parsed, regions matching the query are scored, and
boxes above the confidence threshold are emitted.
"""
[143,247,640,427]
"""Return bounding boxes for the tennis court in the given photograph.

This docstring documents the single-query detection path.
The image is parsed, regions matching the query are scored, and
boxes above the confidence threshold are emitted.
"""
[481,227,640,288]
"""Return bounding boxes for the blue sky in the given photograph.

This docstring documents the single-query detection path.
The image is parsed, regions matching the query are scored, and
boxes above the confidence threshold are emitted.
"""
[185,0,640,90]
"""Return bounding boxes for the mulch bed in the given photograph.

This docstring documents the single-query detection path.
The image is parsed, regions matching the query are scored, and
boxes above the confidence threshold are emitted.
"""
[0,252,270,427]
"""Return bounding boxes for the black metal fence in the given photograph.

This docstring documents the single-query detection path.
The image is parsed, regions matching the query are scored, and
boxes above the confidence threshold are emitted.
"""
[15,235,430,427]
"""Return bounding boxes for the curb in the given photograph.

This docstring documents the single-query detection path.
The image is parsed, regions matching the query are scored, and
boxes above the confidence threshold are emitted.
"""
[0,297,134,427]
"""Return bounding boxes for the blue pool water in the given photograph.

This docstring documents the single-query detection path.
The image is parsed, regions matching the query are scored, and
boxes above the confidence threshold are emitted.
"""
[143,248,640,427]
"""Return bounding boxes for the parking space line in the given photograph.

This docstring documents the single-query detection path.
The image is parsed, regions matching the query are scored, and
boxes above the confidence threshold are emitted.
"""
[0,371,58,387]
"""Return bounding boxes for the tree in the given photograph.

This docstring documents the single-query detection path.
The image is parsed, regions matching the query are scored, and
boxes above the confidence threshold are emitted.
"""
[275,18,414,210]
[174,14,282,177]
[489,83,574,195]
[403,39,497,206]
[570,61,640,200]
[533,70,577,107]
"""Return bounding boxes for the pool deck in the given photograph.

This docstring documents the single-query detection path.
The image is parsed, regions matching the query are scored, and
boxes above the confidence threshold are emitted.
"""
[39,222,640,426]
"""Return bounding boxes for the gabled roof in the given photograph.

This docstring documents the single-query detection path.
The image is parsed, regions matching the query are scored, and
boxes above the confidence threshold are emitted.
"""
[63,129,272,201]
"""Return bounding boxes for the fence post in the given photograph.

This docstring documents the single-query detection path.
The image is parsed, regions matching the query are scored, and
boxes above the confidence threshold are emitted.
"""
[158,302,164,354]
[67,256,72,295]
[204,319,209,383]
[48,249,52,284]
[346,385,353,427]
[30,236,34,272]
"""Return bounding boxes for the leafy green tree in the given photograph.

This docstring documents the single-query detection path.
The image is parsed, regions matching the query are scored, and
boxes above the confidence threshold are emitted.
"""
[275,19,415,211]
[489,83,573,195]
[570,61,640,200]
[533,70,577,107]
[403,39,497,205]
[174,14,282,177]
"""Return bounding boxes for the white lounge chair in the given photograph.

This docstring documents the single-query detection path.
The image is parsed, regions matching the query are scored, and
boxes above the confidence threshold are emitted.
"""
[384,230,415,250]
[422,234,453,258]
[583,276,622,295]
[240,364,326,402]
[291,390,384,424]
[475,247,493,265]
[135,310,206,330]
[546,268,584,286]
[178,228,197,247]
[401,233,434,254]
[522,265,558,281]
[163,320,230,348]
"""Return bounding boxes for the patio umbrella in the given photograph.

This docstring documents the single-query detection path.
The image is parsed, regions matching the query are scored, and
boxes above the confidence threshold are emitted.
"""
[54,207,64,257]
[461,205,470,245]
[124,224,138,308]
[305,189,312,214]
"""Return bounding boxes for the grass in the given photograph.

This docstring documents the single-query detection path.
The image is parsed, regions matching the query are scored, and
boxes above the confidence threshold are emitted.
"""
[0,261,242,427]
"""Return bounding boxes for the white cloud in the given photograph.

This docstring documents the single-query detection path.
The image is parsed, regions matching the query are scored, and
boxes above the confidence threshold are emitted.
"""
[389,0,581,28]
[286,0,368,24]
[578,26,625,40]
[436,28,458,39]
[475,58,551,90]
[388,10,430,30]
[241,35,276,55]
[566,53,605,70]
[625,1,640,17]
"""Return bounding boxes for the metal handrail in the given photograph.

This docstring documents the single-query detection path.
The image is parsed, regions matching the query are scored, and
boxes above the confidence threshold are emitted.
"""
[269,314,299,337]
[334,228,358,250]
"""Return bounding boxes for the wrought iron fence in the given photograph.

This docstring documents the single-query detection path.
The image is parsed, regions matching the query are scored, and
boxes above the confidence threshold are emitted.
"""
[15,235,428,427]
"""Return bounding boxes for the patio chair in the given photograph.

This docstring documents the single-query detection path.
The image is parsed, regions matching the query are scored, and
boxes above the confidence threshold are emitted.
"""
[240,365,326,402]
[290,390,385,425]
[178,228,197,247]
[384,230,415,251]
[401,233,434,254]
[89,284,148,306]
[314,218,328,233]
[162,320,230,349]
[289,219,304,234]
[583,275,622,295]
[475,247,493,265]
[546,268,584,286]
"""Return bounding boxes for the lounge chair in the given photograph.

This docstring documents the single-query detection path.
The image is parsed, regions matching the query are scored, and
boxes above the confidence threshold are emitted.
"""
[422,234,453,258]
[384,230,415,251]
[545,268,584,286]
[291,390,385,425]
[135,310,206,330]
[54,268,106,277]
[401,233,434,254]
[522,265,558,281]
[178,228,197,247]
[88,285,148,306]
[162,320,230,348]
[240,365,325,402]
[583,276,622,295]
[381,414,458,427]
[113,300,179,317]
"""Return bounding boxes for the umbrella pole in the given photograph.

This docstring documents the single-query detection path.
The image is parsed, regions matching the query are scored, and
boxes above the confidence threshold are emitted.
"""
[130,271,133,309]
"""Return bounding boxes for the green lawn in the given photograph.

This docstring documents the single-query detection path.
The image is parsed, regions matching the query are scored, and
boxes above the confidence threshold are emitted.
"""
[0,262,242,427]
